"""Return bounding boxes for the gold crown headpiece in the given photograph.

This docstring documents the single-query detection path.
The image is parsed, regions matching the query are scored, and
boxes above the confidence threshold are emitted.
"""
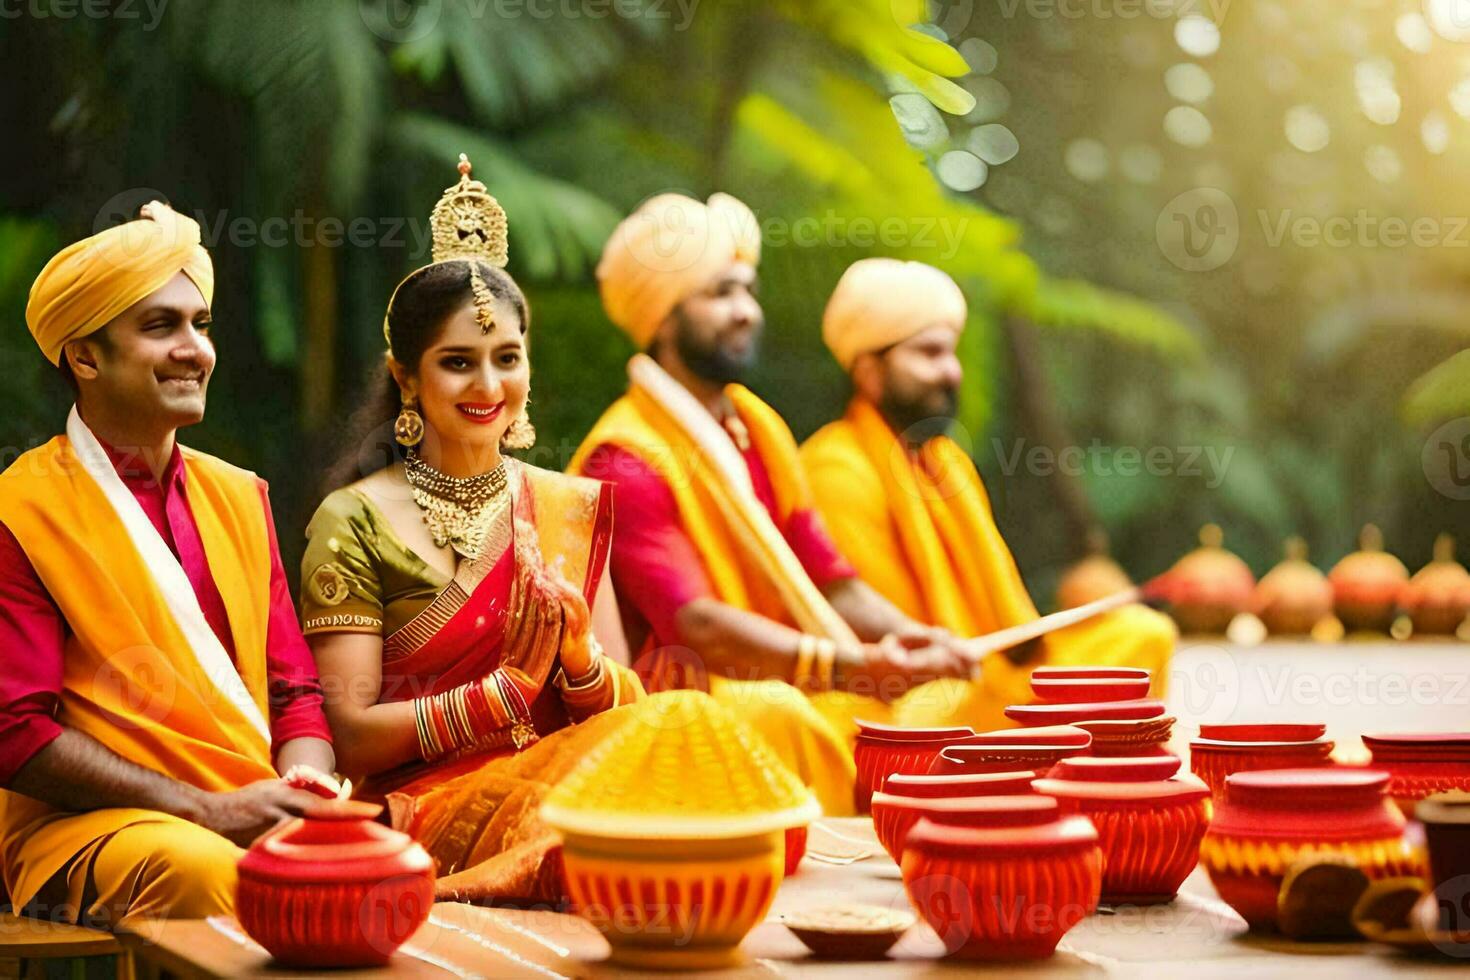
[384,153,509,346]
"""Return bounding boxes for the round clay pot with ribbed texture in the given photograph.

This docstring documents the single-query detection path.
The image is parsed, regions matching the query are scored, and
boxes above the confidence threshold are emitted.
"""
[1033,755,1210,905]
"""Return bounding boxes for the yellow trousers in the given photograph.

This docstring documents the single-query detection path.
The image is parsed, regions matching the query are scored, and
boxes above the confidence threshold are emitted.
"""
[24,814,239,933]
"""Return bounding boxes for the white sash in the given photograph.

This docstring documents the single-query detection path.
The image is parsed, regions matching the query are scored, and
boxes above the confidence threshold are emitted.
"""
[66,406,271,745]
[627,356,859,646]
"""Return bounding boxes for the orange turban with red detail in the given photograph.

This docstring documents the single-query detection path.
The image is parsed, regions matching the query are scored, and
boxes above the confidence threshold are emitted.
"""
[596,192,761,348]
[26,201,214,366]
[822,258,967,371]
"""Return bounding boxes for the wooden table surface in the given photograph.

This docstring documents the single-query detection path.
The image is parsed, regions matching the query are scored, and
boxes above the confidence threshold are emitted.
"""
[119,639,1470,978]
[116,825,1464,979]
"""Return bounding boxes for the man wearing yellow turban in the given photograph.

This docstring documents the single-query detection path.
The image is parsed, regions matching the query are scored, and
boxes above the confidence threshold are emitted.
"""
[570,196,983,816]
[0,202,337,930]
[801,258,1177,730]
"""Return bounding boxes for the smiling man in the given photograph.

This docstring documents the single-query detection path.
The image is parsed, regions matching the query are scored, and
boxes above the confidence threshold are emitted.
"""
[800,258,1177,731]
[570,195,981,816]
[0,202,335,930]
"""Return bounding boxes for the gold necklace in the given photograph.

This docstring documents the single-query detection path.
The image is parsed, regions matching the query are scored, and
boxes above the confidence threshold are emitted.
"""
[404,451,510,560]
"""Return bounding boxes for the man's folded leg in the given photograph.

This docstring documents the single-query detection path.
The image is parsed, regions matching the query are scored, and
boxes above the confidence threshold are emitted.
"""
[68,816,241,931]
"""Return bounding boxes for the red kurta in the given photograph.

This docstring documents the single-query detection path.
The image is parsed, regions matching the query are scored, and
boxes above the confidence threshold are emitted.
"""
[0,438,330,784]
[580,436,855,653]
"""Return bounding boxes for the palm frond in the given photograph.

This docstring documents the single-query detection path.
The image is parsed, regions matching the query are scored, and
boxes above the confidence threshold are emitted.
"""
[427,0,651,129]
[389,113,623,280]
[1403,348,1470,425]
[1026,278,1202,360]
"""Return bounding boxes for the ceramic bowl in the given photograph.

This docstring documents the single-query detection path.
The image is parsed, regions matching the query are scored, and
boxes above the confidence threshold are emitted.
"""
[1029,676,1151,704]
[853,726,978,813]
[871,773,1037,860]
[779,904,916,960]
[1363,733,1470,816]
[1189,736,1335,800]
[1199,767,1424,931]
[236,805,434,968]
[1004,699,1167,727]
[1033,755,1211,905]
[1074,716,1177,758]
[901,796,1102,960]
[930,742,1088,777]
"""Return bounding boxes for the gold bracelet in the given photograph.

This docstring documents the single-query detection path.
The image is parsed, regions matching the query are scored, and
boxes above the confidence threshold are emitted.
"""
[793,634,817,689]
[560,656,607,693]
[413,697,433,759]
[813,638,836,692]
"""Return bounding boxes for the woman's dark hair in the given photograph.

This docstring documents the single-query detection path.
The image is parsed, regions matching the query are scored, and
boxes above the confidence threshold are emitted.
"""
[321,259,528,494]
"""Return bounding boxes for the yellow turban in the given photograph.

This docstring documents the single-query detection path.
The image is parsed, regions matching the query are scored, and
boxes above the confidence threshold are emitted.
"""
[26,201,214,366]
[822,258,967,371]
[596,192,761,348]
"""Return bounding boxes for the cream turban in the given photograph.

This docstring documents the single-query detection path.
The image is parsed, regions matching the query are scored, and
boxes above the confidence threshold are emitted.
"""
[26,201,214,366]
[822,258,967,371]
[597,192,761,348]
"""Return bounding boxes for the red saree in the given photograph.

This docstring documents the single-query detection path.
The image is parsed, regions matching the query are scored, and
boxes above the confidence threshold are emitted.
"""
[356,462,643,903]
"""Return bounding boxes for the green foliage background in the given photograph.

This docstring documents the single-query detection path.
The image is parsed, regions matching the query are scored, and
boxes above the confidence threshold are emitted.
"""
[2,0,1465,603]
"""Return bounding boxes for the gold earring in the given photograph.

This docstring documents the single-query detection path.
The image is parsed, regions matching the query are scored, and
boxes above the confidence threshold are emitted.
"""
[501,412,536,450]
[395,393,424,447]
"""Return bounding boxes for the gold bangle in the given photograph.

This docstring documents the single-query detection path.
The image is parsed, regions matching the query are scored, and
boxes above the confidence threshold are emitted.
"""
[413,697,433,760]
[560,656,606,693]
[793,634,816,689]
[813,638,836,692]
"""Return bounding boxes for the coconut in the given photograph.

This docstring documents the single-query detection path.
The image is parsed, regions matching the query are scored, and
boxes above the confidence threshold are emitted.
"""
[1162,524,1255,634]
[1055,531,1133,610]
[1254,537,1333,636]
[1400,534,1470,636]
[1328,524,1409,633]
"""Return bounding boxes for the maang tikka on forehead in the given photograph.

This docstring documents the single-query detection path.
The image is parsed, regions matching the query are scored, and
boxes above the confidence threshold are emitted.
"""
[384,153,510,345]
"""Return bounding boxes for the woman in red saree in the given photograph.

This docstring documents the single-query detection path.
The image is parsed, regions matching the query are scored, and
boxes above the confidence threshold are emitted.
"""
[301,157,645,903]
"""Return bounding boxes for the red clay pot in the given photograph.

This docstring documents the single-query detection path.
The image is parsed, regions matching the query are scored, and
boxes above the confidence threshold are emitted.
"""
[853,724,976,813]
[1074,716,1177,758]
[1033,756,1210,905]
[930,742,1088,777]
[871,773,1037,860]
[236,806,435,968]
[1030,666,1151,681]
[1029,676,1151,704]
[855,720,973,742]
[1363,732,1470,816]
[901,796,1101,960]
[1199,767,1422,931]
[1004,699,1166,727]
[1198,723,1326,743]
[963,725,1093,748]
[1189,736,1335,800]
